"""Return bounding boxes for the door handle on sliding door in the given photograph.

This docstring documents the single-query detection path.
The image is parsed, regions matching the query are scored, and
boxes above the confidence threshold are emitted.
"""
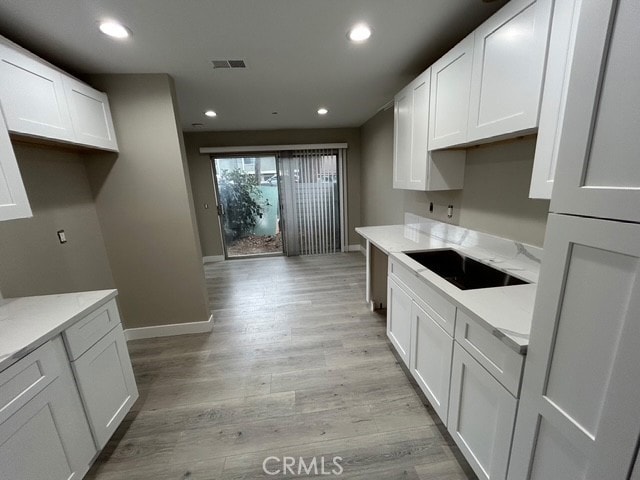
[217,204,224,216]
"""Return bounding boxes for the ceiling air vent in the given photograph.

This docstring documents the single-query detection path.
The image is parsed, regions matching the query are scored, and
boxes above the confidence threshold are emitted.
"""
[211,59,246,69]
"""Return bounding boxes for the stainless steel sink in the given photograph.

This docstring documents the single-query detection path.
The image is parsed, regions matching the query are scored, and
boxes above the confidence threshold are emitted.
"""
[403,249,530,290]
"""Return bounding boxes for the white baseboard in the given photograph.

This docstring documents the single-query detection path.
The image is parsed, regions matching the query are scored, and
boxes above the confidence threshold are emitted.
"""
[124,314,214,341]
[347,244,361,252]
[359,244,366,256]
[203,255,225,264]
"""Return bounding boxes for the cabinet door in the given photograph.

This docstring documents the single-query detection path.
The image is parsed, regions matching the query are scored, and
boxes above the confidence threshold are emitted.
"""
[409,301,453,423]
[448,343,517,480]
[72,324,139,449]
[393,70,430,191]
[0,337,96,480]
[428,35,474,150]
[0,42,74,142]
[0,105,31,221]
[529,0,582,199]
[467,0,553,142]
[550,0,640,222]
[386,276,412,366]
[393,84,413,190]
[508,214,640,480]
[63,76,119,152]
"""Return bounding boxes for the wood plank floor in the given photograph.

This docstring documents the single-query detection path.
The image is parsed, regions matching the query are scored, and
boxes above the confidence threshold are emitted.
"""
[86,253,476,479]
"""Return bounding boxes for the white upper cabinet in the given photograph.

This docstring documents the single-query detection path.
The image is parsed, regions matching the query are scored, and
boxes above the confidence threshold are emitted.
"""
[550,0,640,223]
[63,76,118,152]
[467,0,553,143]
[0,105,31,221]
[428,35,474,150]
[394,80,418,190]
[0,36,118,152]
[393,69,466,191]
[529,0,582,199]
[0,41,75,143]
[394,70,430,190]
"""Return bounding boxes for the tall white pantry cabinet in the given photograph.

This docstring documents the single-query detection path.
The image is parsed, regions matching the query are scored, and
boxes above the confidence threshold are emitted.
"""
[508,0,640,478]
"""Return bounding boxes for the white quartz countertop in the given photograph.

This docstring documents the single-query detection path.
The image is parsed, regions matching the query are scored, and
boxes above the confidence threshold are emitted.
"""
[0,289,117,371]
[356,223,542,353]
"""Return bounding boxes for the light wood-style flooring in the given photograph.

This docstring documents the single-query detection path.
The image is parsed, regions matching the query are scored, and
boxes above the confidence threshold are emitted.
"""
[86,253,475,479]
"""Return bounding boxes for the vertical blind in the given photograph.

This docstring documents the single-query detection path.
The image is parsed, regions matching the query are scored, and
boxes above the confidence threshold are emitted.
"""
[279,148,344,255]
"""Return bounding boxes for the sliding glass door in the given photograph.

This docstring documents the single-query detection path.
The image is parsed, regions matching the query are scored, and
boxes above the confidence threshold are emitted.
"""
[212,156,283,258]
[211,147,345,258]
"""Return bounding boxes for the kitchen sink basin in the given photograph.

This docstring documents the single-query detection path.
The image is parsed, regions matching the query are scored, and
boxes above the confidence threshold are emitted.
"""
[403,249,530,290]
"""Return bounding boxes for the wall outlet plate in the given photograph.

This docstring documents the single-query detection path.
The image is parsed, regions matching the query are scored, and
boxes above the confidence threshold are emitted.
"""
[57,230,67,244]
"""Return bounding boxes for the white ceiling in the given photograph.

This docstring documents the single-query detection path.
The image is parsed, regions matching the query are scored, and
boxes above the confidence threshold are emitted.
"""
[0,0,506,132]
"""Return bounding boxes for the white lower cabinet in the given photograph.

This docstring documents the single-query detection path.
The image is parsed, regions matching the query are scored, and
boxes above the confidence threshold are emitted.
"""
[448,343,518,480]
[71,324,138,449]
[387,276,413,366]
[0,295,138,478]
[0,337,96,480]
[409,300,453,422]
[387,255,525,480]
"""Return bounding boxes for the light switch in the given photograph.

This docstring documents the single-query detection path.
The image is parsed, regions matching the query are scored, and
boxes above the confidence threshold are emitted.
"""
[57,230,67,244]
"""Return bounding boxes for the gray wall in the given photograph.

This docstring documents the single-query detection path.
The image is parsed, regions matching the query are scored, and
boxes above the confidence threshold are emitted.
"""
[85,74,210,330]
[360,108,550,246]
[184,128,362,257]
[0,142,114,297]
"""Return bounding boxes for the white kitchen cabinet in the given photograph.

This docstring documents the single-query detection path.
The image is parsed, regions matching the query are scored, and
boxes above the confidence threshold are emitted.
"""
[448,343,518,480]
[70,322,138,449]
[0,104,31,221]
[529,0,582,199]
[387,276,413,366]
[0,36,118,152]
[550,0,640,222]
[508,214,640,480]
[0,40,75,143]
[455,309,524,397]
[428,35,474,150]
[0,337,96,480]
[393,78,414,190]
[63,76,118,152]
[393,69,466,191]
[409,300,453,423]
[467,0,553,143]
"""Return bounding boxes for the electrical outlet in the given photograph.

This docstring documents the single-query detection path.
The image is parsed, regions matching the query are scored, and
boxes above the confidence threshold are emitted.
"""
[57,230,67,244]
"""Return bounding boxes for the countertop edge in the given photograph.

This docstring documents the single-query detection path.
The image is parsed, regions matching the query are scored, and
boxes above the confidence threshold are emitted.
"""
[0,289,118,372]
[357,225,534,355]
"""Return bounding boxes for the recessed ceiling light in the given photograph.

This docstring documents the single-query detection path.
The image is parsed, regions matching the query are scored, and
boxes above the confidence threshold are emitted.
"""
[204,110,217,118]
[99,21,130,39]
[348,23,371,43]
[317,108,328,115]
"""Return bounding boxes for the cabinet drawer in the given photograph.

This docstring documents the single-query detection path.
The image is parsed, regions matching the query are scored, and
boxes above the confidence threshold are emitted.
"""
[455,309,524,396]
[389,256,456,335]
[0,340,60,425]
[63,299,121,360]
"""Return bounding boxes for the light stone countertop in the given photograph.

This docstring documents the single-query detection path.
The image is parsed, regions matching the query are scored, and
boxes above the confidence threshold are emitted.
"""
[0,289,117,371]
[356,220,542,353]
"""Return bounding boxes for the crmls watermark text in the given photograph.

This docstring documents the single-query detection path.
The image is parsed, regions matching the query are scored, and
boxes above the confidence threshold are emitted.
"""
[262,456,344,476]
